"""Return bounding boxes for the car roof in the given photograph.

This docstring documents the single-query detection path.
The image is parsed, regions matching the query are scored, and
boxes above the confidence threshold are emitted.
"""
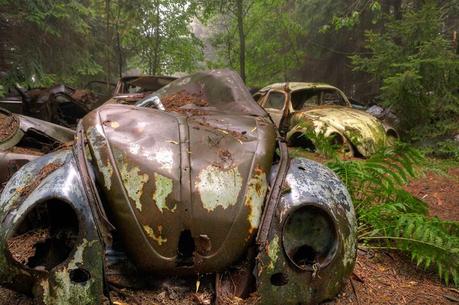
[259,82,340,93]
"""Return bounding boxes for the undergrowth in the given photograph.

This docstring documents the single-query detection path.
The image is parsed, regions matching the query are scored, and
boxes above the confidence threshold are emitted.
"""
[326,143,459,286]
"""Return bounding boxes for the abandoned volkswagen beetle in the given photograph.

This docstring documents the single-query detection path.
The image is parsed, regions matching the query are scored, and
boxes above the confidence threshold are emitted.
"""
[254,82,398,158]
[0,70,356,305]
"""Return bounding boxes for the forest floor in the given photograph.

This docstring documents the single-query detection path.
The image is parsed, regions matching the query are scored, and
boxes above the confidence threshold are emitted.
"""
[326,163,459,305]
[0,158,458,305]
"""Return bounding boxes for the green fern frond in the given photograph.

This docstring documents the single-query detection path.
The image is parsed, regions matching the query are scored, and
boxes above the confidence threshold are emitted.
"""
[326,143,459,286]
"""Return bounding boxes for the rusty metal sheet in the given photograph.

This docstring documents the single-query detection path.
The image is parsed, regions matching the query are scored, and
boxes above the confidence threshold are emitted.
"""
[82,69,276,274]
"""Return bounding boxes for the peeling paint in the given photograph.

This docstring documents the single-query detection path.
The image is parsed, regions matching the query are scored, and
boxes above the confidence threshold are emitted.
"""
[129,143,141,155]
[196,165,242,212]
[40,239,100,305]
[245,169,268,233]
[150,148,174,171]
[86,127,113,190]
[120,162,149,211]
[153,173,174,212]
[143,225,167,246]
[268,235,280,271]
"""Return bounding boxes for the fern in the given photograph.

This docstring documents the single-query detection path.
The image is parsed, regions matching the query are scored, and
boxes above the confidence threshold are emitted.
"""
[326,143,459,286]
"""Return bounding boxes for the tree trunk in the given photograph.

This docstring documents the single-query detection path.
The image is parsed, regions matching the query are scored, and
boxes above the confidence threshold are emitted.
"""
[153,0,161,75]
[105,0,112,90]
[236,0,246,82]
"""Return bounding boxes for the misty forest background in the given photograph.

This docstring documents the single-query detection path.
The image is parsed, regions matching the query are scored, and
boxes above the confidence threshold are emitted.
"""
[0,0,458,144]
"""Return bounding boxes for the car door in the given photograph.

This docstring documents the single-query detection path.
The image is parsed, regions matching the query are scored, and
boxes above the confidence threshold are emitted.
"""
[261,90,287,127]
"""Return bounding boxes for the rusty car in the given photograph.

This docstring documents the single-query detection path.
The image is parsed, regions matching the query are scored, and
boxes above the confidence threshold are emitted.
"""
[0,107,74,186]
[0,70,356,305]
[0,84,99,128]
[254,82,399,157]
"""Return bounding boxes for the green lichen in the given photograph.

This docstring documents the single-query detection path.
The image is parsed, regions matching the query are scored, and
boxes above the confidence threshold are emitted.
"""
[86,127,113,190]
[120,163,149,212]
[154,173,174,212]
[268,235,280,271]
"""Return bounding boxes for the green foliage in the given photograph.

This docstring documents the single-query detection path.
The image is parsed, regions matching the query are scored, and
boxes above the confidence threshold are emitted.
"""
[202,0,309,86]
[122,0,203,75]
[0,0,102,87]
[327,144,459,286]
[421,140,459,162]
[0,0,202,90]
[351,3,459,137]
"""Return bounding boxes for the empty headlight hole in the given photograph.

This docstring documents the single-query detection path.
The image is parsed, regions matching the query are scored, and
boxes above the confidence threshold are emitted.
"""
[69,268,91,283]
[270,273,289,286]
[7,199,79,270]
[282,205,338,271]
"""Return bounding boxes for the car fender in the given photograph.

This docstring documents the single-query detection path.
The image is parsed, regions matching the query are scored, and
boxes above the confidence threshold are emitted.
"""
[0,150,104,305]
[256,157,357,304]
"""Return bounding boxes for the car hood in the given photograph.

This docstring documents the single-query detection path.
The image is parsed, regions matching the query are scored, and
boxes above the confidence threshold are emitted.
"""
[295,106,388,157]
[81,70,277,273]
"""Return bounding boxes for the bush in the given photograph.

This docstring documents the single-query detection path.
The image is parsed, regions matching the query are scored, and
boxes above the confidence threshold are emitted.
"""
[327,144,459,286]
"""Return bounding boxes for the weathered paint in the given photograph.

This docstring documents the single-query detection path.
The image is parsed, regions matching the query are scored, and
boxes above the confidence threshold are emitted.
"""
[0,149,104,305]
[258,82,396,157]
[255,157,357,305]
[86,127,113,190]
[40,239,101,305]
[196,165,243,212]
[267,235,280,271]
[245,168,268,233]
[120,162,149,212]
[143,225,167,246]
[153,173,174,213]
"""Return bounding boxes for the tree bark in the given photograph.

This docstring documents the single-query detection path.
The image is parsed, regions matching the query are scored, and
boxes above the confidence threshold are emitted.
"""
[105,0,112,90]
[236,0,246,82]
[153,0,161,75]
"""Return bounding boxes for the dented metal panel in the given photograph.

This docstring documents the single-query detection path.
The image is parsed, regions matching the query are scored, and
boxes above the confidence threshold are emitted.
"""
[255,158,357,304]
[81,70,277,273]
[257,82,397,157]
[0,150,104,305]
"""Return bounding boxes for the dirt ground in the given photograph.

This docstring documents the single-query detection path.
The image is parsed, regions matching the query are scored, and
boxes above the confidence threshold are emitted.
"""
[0,162,457,305]
[326,165,459,305]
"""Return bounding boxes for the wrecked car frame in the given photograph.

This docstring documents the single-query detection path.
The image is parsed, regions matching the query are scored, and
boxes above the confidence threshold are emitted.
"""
[0,107,74,186]
[255,82,398,158]
[0,70,356,304]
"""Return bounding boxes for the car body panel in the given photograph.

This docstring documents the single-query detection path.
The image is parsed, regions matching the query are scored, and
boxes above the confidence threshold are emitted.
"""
[289,106,389,157]
[0,108,75,186]
[0,150,104,305]
[257,82,397,157]
[82,70,276,273]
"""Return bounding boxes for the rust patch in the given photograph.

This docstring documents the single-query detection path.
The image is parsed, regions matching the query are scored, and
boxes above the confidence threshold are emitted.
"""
[143,225,167,246]
[0,111,19,142]
[8,146,44,156]
[17,161,63,198]
[161,90,208,113]
[244,167,268,234]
